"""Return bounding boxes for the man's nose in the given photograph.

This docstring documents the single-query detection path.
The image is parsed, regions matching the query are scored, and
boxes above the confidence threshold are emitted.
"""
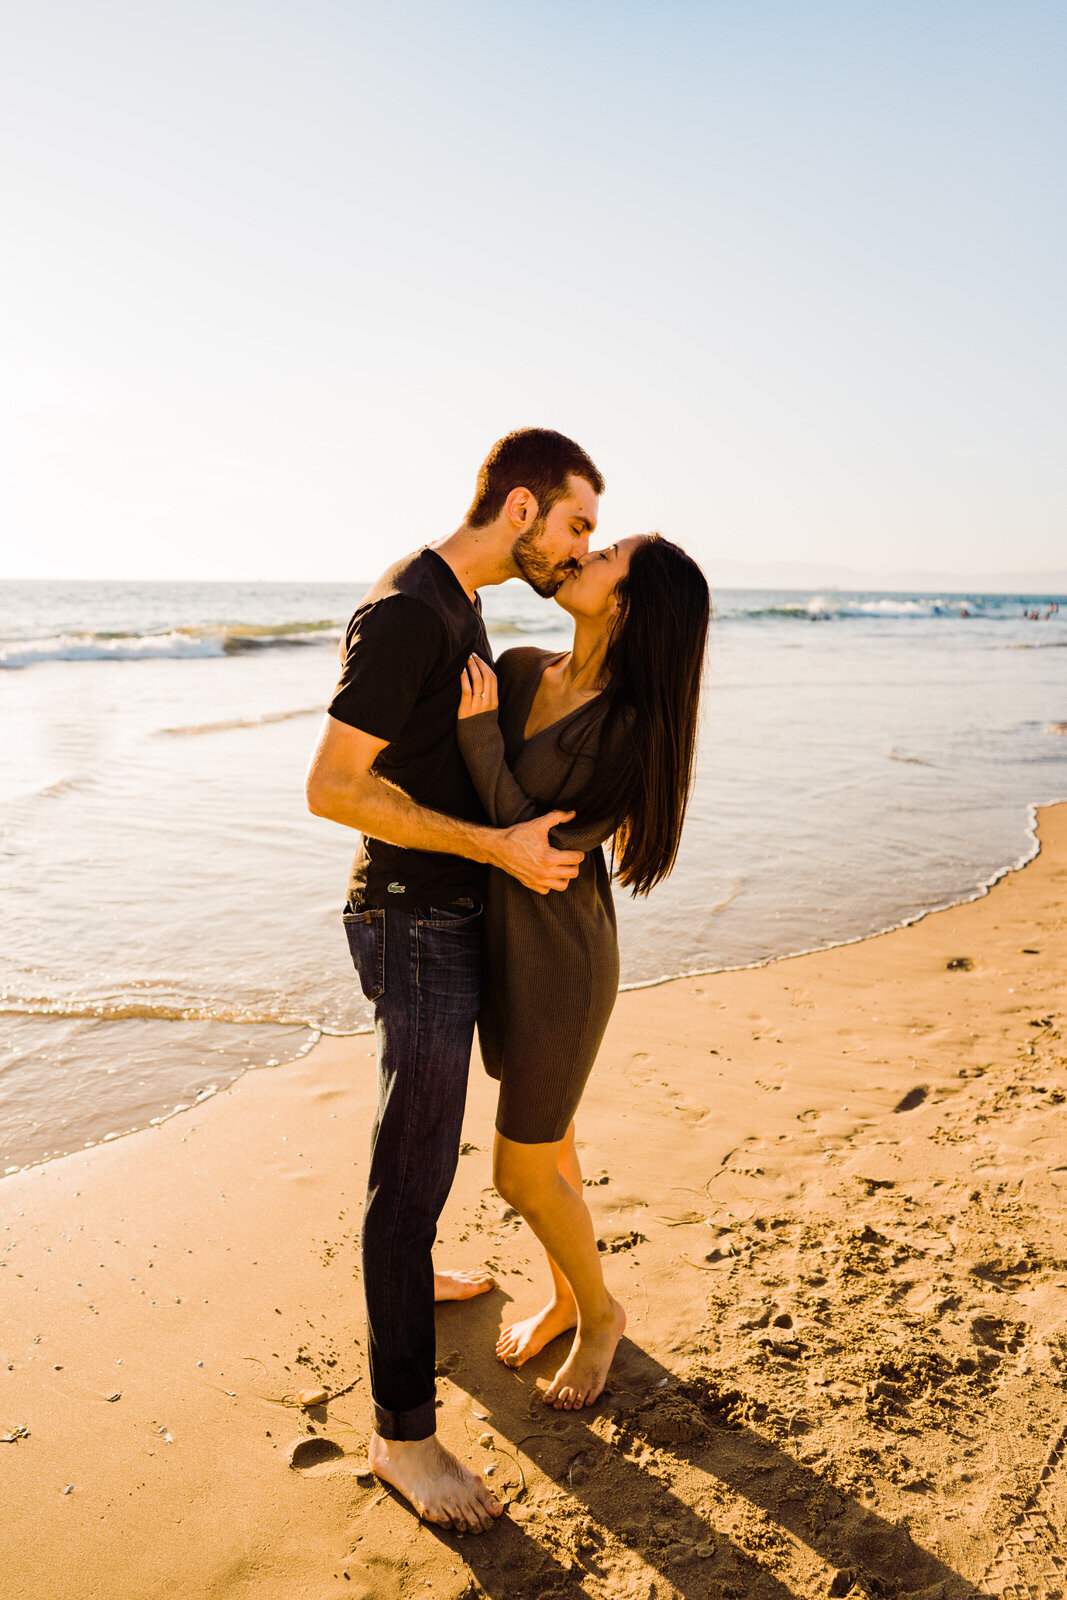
[574,532,590,559]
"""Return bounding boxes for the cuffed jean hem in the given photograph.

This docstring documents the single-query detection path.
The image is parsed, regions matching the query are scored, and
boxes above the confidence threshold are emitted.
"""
[373,1397,437,1442]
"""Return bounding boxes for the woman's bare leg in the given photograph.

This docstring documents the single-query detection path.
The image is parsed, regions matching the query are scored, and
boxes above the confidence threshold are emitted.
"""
[493,1123,625,1409]
[495,1123,581,1367]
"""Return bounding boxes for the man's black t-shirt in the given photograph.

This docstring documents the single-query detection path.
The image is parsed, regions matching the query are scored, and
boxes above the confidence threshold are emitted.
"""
[327,547,493,911]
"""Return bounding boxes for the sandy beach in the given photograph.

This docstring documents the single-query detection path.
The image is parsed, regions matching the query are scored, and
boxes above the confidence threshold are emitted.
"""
[2,804,1065,1599]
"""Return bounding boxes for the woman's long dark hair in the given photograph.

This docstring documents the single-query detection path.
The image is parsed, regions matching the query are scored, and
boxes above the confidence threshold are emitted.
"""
[564,534,711,896]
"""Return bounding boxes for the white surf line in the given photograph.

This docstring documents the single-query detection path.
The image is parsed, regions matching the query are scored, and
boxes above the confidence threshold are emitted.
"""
[158,706,321,735]
[619,798,1061,996]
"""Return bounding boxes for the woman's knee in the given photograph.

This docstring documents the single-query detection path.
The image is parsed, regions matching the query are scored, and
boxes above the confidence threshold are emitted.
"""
[493,1140,557,1210]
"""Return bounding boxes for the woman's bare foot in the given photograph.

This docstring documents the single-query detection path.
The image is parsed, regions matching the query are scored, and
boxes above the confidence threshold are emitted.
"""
[496,1292,577,1367]
[368,1432,503,1532]
[543,1297,626,1410]
[433,1267,495,1302]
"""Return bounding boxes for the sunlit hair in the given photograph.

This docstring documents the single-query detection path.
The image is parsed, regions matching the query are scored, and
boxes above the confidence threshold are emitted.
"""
[466,427,604,528]
[562,535,711,895]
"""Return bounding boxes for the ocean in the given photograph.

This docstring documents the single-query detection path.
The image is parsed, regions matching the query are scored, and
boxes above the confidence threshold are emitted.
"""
[2,578,1065,1173]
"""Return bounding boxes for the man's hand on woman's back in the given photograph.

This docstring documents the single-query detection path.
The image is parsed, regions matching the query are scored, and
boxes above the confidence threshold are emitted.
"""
[492,812,584,894]
[306,716,581,893]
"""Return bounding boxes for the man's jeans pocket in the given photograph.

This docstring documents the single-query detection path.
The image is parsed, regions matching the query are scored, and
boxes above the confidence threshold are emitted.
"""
[342,906,386,1001]
[419,900,482,929]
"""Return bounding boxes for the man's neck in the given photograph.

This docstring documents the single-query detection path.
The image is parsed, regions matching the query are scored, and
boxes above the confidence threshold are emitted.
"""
[431,525,514,601]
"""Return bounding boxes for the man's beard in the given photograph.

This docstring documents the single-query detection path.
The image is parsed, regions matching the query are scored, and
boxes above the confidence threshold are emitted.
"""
[511,521,576,598]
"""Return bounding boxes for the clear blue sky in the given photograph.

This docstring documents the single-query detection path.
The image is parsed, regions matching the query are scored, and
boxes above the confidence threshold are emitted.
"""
[2,1,1064,581]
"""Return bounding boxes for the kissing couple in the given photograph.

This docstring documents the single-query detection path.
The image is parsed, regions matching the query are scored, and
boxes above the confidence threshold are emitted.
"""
[306,428,710,1531]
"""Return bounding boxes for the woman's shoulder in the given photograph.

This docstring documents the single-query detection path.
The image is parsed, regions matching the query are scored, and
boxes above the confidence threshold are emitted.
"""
[495,645,557,681]
[495,644,558,665]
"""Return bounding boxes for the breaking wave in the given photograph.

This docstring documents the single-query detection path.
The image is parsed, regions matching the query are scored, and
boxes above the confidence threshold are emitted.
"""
[0,613,565,669]
[1,990,321,1030]
[3,588,1063,668]
[159,706,321,736]
[0,619,344,668]
[736,595,985,621]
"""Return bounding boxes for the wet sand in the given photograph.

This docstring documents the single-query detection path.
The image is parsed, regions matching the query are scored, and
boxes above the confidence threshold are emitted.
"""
[2,805,1066,1599]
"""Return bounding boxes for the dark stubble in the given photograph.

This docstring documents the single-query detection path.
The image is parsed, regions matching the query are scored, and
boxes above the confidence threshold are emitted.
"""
[511,519,577,598]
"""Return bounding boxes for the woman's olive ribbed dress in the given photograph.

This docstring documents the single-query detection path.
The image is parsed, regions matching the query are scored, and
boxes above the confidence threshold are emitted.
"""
[455,646,626,1144]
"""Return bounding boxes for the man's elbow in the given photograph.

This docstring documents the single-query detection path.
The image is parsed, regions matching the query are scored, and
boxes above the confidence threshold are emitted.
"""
[305,765,340,821]
[306,763,374,830]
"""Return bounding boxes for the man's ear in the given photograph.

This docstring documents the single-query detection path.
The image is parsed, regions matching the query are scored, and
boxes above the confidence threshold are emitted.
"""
[504,487,538,528]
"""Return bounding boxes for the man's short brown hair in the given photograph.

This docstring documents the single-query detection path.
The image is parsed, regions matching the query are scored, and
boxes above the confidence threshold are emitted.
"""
[466,428,604,528]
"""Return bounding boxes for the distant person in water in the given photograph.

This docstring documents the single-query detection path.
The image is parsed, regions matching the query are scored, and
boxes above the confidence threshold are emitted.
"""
[305,428,604,1533]
[456,535,710,1411]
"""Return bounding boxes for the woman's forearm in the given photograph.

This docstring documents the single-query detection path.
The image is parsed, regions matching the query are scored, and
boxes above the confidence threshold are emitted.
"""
[457,714,617,854]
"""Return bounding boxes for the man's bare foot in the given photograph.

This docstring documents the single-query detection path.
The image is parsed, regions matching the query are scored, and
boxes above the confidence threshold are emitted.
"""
[496,1292,577,1367]
[543,1297,626,1410]
[433,1267,495,1302]
[368,1432,503,1532]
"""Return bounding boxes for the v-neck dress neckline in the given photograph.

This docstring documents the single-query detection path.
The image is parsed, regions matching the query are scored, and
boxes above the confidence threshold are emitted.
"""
[520,650,602,746]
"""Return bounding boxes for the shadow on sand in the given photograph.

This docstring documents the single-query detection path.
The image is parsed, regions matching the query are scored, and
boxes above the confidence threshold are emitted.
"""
[416,1293,981,1599]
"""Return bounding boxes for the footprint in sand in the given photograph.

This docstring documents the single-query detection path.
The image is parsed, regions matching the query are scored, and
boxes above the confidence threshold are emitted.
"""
[892,1085,929,1113]
[287,1436,345,1471]
[597,1230,647,1254]
[665,1098,710,1125]
[977,1417,1067,1593]
[624,1050,654,1086]
[905,1284,962,1319]
[854,1175,897,1196]
[971,1314,1028,1354]
[736,1301,775,1330]
[970,1251,1038,1288]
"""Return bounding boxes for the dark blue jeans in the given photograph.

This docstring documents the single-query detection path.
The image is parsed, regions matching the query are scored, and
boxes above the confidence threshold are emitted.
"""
[343,899,482,1441]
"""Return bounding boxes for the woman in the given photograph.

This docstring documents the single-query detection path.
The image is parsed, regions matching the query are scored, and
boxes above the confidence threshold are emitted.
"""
[456,533,710,1411]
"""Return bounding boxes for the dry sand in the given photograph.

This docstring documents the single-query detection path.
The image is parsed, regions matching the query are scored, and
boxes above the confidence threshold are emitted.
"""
[2,805,1066,1600]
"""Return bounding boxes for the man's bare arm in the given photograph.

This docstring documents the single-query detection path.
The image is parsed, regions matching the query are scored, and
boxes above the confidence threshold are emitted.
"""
[305,714,583,895]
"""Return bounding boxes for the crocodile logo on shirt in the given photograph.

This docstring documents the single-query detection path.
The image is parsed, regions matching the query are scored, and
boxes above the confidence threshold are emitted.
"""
[387,882,406,895]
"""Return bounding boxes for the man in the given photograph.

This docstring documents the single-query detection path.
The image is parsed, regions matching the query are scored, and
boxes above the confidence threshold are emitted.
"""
[305,428,604,1533]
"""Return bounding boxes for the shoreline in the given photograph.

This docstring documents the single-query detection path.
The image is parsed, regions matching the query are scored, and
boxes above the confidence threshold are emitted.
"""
[3,794,1061,1181]
[1,803,1065,1596]
[617,795,1051,995]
